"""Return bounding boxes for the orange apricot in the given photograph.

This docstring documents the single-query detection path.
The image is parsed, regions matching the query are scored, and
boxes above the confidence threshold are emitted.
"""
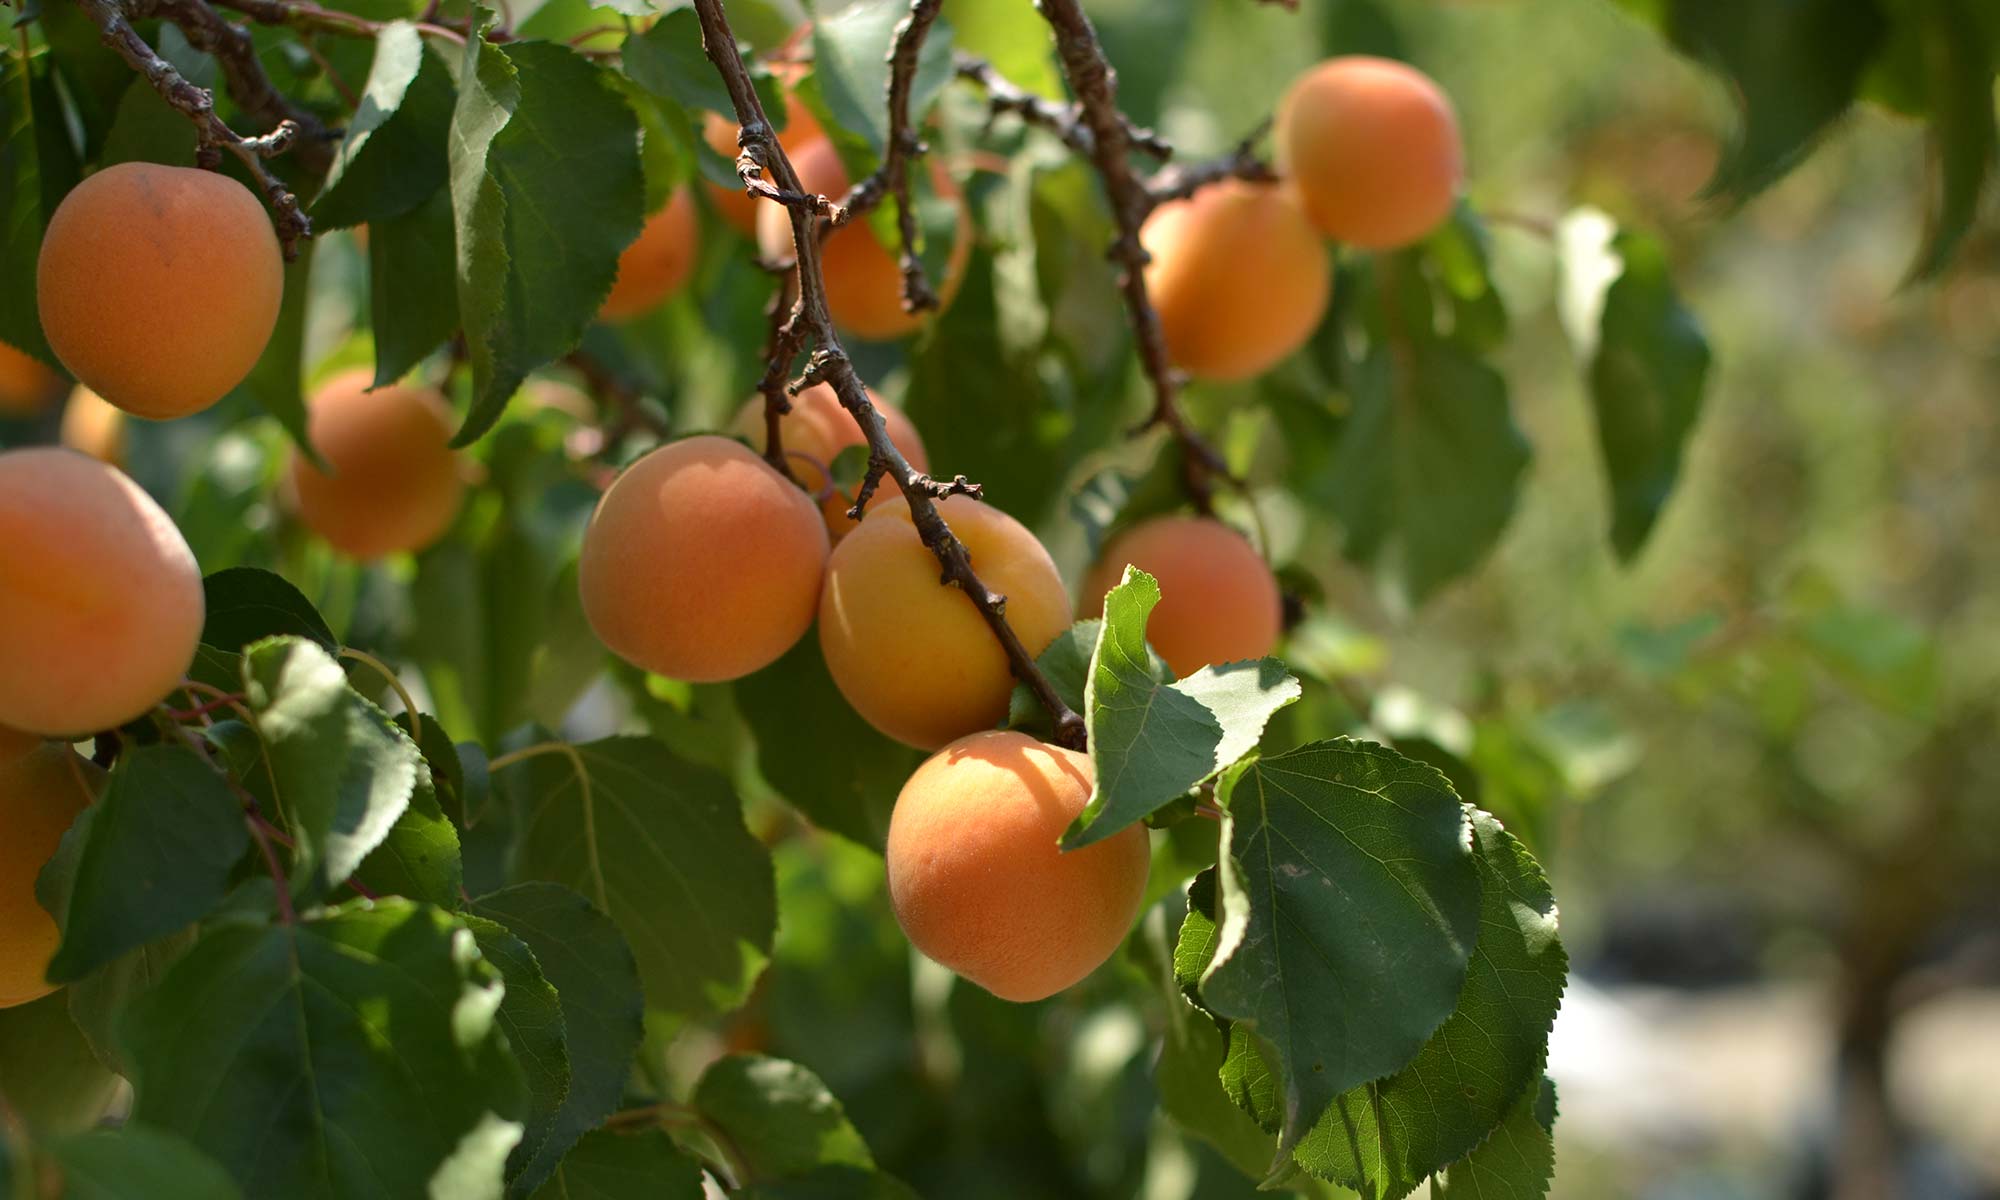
[756,138,969,341]
[702,91,824,235]
[1081,516,1281,677]
[579,435,828,683]
[59,387,128,467]
[1278,56,1464,249]
[0,448,204,736]
[35,161,282,420]
[732,382,929,540]
[0,342,61,419]
[289,369,465,560]
[0,732,100,1009]
[819,496,1070,750]
[886,730,1150,1002]
[1140,180,1331,382]
[599,188,699,322]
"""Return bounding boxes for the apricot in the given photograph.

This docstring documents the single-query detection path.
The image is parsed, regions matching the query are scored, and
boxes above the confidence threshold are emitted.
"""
[599,188,699,322]
[887,730,1149,1002]
[0,732,99,1008]
[36,161,282,420]
[732,382,929,540]
[579,435,828,683]
[1082,516,1281,678]
[702,92,824,235]
[59,387,128,467]
[0,342,60,419]
[819,496,1070,750]
[755,137,969,341]
[1140,180,1331,382]
[1278,56,1464,249]
[0,449,204,736]
[288,369,465,560]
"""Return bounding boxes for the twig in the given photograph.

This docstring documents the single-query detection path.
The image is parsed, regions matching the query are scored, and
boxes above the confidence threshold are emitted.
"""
[954,51,1170,160]
[566,350,669,447]
[211,0,467,46]
[756,267,804,481]
[75,0,318,256]
[837,0,944,315]
[124,0,337,172]
[692,0,1086,751]
[1144,117,1277,206]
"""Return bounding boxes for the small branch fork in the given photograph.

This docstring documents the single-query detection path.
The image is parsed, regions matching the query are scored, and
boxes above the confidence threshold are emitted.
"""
[834,0,944,316]
[690,0,1084,750]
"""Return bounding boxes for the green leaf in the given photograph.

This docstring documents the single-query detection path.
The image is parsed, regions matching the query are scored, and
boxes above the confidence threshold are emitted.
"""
[1200,741,1481,1154]
[471,883,644,1195]
[350,755,464,908]
[1295,811,1567,1198]
[0,55,74,364]
[1903,0,1998,278]
[199,567,339,655]
[509,737,775,1019]
[63,929,196,1077]
[368,185,461,387]
[1006,619,1125,738]
[811,2,955,156]
[460,915,570,1178]
[1653,0,1888,199]
[120,899,527,1199]
[693,1055,874,1182]
[527,1129,703,1200]
[737,1166,921,1200]
[1067,568,1301,850]
[951,0,1062,98]
[1428,1078,1556,1200]
[44,745,250,983]
[734,635,921,851]
[0,992,121,1134]
[1588,232,1711,562]
[240,636,421,899]
[450,35,644,445]
[41,1127,243,1200]
[1329,341,1530,604]
[230,247,319,461]
[622,8,786,122]
[314,22,456,228]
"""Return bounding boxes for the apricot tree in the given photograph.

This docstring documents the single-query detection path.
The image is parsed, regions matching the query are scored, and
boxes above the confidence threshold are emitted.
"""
[0,0,1991,1197]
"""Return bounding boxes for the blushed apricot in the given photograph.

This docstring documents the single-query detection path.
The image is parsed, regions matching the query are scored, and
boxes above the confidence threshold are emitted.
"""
[0,343,60,419]
[756,138,970,341]
[59,387,127,467]
[599,189,699,322]
[288,369,465,560]
[0,732,99,1009]
[1082,515,1281,677]
[1140,180,1330,381]
[702,91,824,235]
[0,449,204,736]
[887,730,1150,1002]
[579,435,828,683]
[732,382,929,540]
[819,496,1070,750]
[1278,56,1464,249]
[36,162,282,420]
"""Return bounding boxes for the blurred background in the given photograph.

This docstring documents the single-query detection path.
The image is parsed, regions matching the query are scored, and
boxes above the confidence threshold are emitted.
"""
[4,0,1996,1196]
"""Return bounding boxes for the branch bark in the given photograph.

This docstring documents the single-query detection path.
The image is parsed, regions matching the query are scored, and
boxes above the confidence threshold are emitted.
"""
[691,0,1085,751]
[837,0,944,316]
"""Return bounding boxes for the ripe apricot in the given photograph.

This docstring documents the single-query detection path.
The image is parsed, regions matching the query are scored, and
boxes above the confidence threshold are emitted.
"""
[288,369,465,560]
[1082,516,1281,677]
[756,138,969,341]
[599,188,699,322]
[36,161,282,420]
[0,449,204,736]
[702,92,824,235]
[887,730,1150,1002]
[732,382,929,540]
[59,388,127,467]
[0,732,99,1009]
[1278,56,1464,249]
[819,496,1070,750]
[0,342,60,419]
[1140,180,1331,381]
[579,435,828,683]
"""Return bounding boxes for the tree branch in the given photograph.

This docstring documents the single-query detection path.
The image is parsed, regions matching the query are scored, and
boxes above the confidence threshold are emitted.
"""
[75,0,322,256]
[953,51,1170,161]
[692,0,1085,750]
[756,265,804,482]
[838,0,943,315]
[1144,117,1277,206]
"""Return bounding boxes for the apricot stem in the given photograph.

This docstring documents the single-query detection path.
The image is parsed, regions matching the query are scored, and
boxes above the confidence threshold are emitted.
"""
[337,648,421,748]
[689,0,1086,751]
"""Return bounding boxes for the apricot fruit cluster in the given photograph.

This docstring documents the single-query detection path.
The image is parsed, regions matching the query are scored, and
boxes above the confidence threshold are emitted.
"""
[36,162,282,421]
[0,448,204,736]
[1082,515,1282,677]
[0,728,100,1009]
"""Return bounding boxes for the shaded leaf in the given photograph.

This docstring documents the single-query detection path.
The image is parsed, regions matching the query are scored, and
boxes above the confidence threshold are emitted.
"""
[1428,1078,1556,1200]
[314,22,455,228]
[199,567,339,655]
[368,186,460,387]
[693,1055,874,1181]
[527,1129,702,1200]
[812,1,955,156]
[460,915,570,1178]
[42,1126,243,1200]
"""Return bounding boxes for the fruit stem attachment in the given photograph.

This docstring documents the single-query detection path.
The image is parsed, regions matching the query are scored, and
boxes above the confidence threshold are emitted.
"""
[688,0,1086,751]
[73,0,321,256]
